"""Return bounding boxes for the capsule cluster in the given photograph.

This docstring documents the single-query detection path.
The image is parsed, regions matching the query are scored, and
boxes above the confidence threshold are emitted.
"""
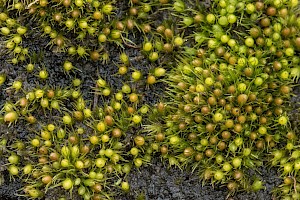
[0,0,299,200]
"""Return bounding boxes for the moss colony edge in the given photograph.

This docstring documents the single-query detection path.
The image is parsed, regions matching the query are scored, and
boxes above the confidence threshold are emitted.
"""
[0,0,300,199]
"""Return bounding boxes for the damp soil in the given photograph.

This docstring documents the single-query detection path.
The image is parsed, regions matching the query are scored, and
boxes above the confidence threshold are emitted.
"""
[1,1,300,200]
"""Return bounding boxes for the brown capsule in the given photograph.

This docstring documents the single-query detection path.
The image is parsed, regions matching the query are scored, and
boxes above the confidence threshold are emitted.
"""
[287,132,297,140]
[26,115,37,124]
[280,85,290,94]
[218,99,226,106]
[55,36,64,47]
[142,24,151,33]
[206,123,215,133]
[295,37,300,48]
[281,28,291,38]
[209,136,218,145]
[160,145,168,155]
[228,56,237,65]
[215,46,225,57]
[90,51,100,61]
[231,107,240,116]
[283,40,291,48]
[106,164,114,173]
[244,105,252,113]
[279,8,288,18]
[228,85,236,94]
[217,74,225,82]
[193,96,201,104]
[256,37,265,46]
[205,149,214,157]
[227,181,238,191]
[274,107,283,116]
[189,85,196,92]
[273,61,282,71]
[183,104,192,113]
[255,1,264,11]
[237,94,248,105]
[233,170,243,180]
[248,93,256,101]
[155,133,165,142]
[73,111,83,121]
[164,28,173,38]
[256,140,265,149]
[103,27,111,35]
[127,107,135,114]
[178,122,186,130]
[213,89,222,97]
[263,27,272,36]
[62,0,71,6]
[217,141,226,151]
[188,133,197,141]
[177,82,187,90]
[250,27,260,38]
[159,0,169,3]
[93,194,101,200]
[265,135,273,143]
[234,124,242,133]
[259,117,267,124]
[53,13,63,22]
[46,89,55,98]
[196,48,206,57]
[71,9,80,18]
[92,183,102,193]
[192,58,203,67]
[80,145,90,154]
[39,157,48,164]
[28,6,37,14]
[156,25,165,34]
[260,18,270,27]
[202,69,210,77]
[194,13,204,23]
[249,132,257,141]
[104,115,114,126]
[163,43,173,53]
[183,147,194,157]
[93,11,102,20]
[194,153,203,161]
[39,10,46,17]
[194,115,202,123]
[222,131,231,140]
[255,107,263,115]
[207,96,217,106]
[19,97,28,107]
[244,67,253,77]
[201,106,210,115]
[69,135,79,144]
[49,152,59,161]
[116,21,124,31]
[39,146,48,155]
[237,115,246,124]
[42,175,52,184]
[112,128,122,138]
[126,19,134,30]
[266,7,276,16]
[129,7,138,16]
